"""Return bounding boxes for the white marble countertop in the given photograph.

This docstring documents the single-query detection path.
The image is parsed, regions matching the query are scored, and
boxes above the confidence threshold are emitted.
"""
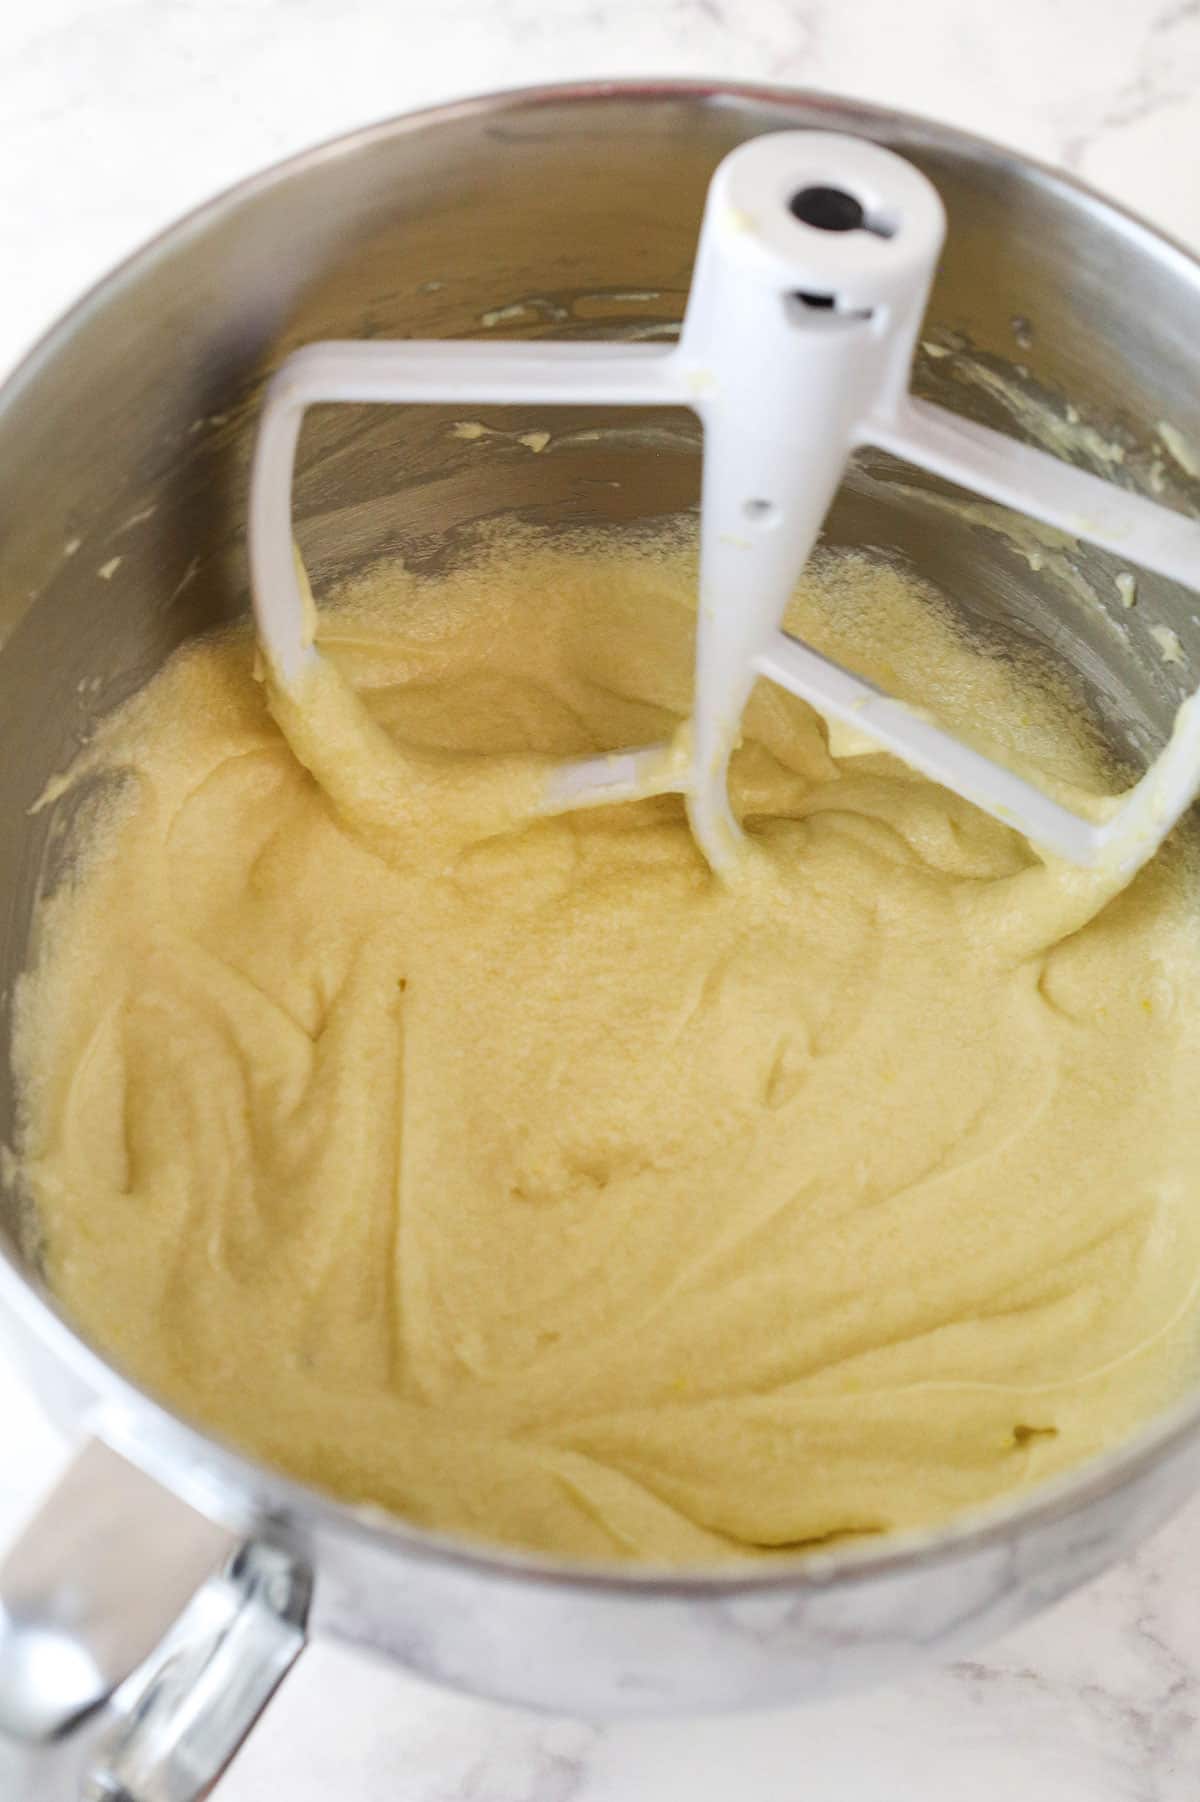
[4,2,1200,1797]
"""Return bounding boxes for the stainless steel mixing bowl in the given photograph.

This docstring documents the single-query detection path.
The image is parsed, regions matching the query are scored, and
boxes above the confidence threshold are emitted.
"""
[3,80,1200,1800]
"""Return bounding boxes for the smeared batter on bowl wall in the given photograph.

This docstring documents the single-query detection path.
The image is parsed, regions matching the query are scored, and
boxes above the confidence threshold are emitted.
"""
[13,526,1200,1565]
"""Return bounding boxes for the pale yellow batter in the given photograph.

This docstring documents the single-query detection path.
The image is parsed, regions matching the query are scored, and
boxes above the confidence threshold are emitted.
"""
[14,527,1200,1564]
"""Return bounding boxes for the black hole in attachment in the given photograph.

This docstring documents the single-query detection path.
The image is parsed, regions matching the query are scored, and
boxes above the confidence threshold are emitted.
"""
[789,186,865,232]
[796,291,836,309]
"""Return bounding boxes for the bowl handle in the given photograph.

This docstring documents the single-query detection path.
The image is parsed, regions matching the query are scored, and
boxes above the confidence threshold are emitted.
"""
[0,1438,309,1799]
